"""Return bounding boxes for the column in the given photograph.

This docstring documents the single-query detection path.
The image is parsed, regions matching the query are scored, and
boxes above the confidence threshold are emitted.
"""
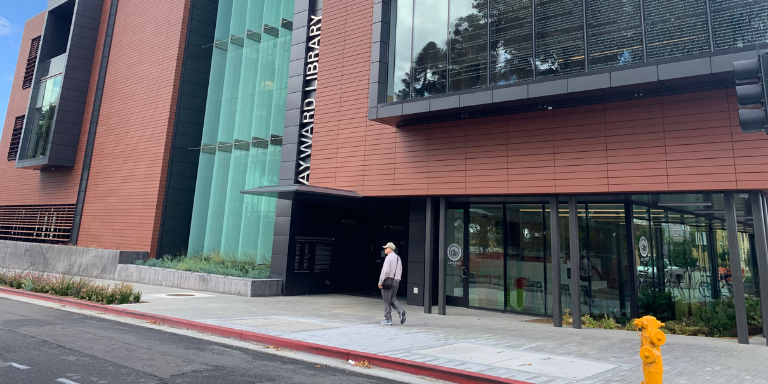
[569,196,581,329]
[724,192,750,344]
[425,197,433,314]
[550,196,562,327]
[438,197,447,316]
[750,191,768,345]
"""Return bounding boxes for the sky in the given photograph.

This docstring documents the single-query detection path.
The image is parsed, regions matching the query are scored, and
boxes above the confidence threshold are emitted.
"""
[0,0,48,138]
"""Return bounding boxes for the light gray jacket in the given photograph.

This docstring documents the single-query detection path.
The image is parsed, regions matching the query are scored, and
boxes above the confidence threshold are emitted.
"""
[379,252,402,286]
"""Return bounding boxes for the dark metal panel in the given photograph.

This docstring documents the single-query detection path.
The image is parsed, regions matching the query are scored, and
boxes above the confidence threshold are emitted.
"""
[550,197,561,327]
[369,82,387,108]
[378,103,403,118]
[568,73,610,93]
[292,26,308,45]
[724,192,750,344]
[529,79,568,98]
[569,196,581,329]
[625,203,639,319]
[430,96,460,111]
[711,51,757,73]
[403,99,430,114]
[610,65,658,87]
[749,191,768,345]
[493,85,528,102]
[408,260,425,284]
[657,57,712,81]
[438,197,446,316]
[459,91,492,107]
[371,41,388,63]
[424,198,433,314]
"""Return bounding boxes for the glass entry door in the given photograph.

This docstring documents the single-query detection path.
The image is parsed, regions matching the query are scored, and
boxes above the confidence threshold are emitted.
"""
[468,205,505,310]
[444,203,546,313]
[445,207,467,306]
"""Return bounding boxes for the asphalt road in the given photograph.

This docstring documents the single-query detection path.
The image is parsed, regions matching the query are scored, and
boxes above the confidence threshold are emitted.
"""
[0,298,403,384]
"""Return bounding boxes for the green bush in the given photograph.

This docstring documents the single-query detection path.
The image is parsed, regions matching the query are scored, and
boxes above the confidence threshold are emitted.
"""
[694,299,737,337]
[138,253,271,279]
[639,288,675,321]
[0,270,141,305]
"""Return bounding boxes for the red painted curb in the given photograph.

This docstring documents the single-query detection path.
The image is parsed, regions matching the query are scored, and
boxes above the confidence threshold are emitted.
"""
[0,286,532,384]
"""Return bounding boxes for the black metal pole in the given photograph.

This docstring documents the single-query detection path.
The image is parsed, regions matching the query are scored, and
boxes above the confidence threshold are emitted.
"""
[550,197,562,327]
[569,196,582,329]
[724,192,750,345]
[438,197,447,316]
[626,202,639,319]
[424,197,433,314]
[749,191,768,345]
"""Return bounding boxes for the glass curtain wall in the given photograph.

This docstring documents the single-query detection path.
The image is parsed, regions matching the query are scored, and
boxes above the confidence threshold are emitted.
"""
[188,0,293,262]
[24,75,62,159]
[386,0,768,101]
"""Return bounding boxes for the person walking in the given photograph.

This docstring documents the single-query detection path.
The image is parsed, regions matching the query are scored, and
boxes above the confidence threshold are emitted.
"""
[378,242,405,326]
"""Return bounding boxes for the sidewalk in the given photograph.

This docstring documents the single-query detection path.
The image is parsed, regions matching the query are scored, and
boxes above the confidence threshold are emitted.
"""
[4,278,768,383]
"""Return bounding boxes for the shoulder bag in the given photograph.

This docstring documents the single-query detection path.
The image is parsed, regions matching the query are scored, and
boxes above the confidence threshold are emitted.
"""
[381,255,400,289]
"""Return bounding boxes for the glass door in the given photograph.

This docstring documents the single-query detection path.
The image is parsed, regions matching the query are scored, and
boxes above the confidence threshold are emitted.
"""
[445,206,467,306]
[505,204,547,315]
[468,205,505,310]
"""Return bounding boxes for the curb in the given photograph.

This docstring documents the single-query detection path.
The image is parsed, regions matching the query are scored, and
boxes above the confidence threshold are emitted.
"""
[0,286,532,384]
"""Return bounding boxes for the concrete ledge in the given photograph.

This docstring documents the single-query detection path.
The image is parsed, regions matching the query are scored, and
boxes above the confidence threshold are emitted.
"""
[0,240,147,279]
[115,264,282,297]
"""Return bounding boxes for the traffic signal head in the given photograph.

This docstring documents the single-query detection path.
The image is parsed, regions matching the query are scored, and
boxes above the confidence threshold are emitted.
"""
[734,53,768,133]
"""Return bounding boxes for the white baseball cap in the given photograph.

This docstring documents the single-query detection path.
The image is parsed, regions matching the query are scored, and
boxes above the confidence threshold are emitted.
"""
[382,242,396,250]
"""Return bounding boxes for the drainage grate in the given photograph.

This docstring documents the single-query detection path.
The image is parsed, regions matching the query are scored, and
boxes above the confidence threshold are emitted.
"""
[165,293,196,297]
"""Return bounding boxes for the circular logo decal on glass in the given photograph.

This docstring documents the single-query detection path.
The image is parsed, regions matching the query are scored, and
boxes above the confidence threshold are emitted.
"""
[447,243,462,262]
[639,236,649,257]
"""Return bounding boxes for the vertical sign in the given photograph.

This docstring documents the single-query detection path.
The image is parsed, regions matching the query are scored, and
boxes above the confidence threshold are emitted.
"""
[296,10,322,185]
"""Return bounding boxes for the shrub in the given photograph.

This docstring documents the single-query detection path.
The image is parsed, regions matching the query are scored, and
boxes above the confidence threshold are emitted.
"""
[639,288,675,321]
[138,253,271,279]
[562,310,573,326]
[0,270,142,305]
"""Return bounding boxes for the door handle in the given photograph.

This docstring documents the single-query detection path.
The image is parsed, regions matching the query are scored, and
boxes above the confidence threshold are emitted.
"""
[461,267,468,278]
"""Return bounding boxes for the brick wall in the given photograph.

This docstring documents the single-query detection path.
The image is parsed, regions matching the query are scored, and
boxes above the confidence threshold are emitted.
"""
[0,12,78,205]
[76,0,190,254]
[309,2,768,197]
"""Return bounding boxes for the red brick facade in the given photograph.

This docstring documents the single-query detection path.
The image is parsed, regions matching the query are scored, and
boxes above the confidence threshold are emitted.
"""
[0,1,190,254]
[308,1,768,197]
[76,0,190,253]
[0,12,75,205]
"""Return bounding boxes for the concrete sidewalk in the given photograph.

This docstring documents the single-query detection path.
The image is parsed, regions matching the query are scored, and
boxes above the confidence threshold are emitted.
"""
[7,278,768,383]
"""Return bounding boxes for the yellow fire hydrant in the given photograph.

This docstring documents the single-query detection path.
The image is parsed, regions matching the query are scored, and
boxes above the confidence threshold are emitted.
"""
[635,316,666,384]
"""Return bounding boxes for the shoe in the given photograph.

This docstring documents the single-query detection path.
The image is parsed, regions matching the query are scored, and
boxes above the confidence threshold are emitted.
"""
[380,320,392,326]
[399,309,406,324]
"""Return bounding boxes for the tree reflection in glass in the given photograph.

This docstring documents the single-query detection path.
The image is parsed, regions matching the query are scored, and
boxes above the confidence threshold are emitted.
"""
[410,0,448,98]
[26,75,62,159]
[490,0,533,85]
[449,0,488,92]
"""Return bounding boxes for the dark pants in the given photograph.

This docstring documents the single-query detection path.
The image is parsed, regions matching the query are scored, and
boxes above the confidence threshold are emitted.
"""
[381,280,402,321]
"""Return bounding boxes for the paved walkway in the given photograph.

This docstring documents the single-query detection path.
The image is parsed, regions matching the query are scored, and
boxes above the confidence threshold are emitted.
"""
[10,278,768,383]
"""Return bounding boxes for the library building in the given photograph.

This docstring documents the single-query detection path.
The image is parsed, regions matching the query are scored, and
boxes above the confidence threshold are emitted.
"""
[2,0,768,343]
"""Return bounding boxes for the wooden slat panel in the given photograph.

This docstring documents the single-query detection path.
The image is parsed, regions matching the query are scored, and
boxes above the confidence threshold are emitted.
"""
[0,204,75,244]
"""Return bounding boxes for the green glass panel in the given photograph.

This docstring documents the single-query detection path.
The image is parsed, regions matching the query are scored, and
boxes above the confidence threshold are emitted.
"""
[188,0,293,263]
[188,0,234,256]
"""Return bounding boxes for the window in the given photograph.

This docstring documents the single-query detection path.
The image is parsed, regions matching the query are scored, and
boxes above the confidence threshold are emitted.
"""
[22,36,41,90]
[24,75,62,159]
[7,115,24,161]
[383,0,768,103]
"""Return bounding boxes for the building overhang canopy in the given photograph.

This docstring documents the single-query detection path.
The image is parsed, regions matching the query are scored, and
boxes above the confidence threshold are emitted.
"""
[241,185,362,200]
